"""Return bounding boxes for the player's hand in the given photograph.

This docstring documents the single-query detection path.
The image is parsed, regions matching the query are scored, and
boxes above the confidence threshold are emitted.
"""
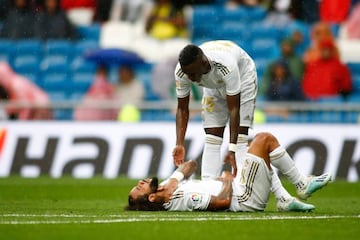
[223,151,237,178]
[172,145,185,167]
[218,171,234,181]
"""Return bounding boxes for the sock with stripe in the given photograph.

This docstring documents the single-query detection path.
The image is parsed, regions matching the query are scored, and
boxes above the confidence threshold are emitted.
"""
[201,134,222,180]
[269,146,308,190]
[235,134,248,169]
[270,170,293,202]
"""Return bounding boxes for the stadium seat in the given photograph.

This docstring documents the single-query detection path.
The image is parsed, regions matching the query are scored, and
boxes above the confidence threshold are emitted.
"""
[73,40,99,56]
[250,23,282,42]
[76,24,101,41]
[222,6,266,24]
[221,7,250,24]
[70,72,93,92]
[41,55,70,73]
[14,39,43,57]
[215,22,251,42]
[348,93,360,102]
[71,57,96,75]
[347,63,360,75]
[13,55,41,84]
[191,5,219,27]
[44,40,74,59]
[0,40,15,63]
[250,38,279,60]
[352,74,360,93]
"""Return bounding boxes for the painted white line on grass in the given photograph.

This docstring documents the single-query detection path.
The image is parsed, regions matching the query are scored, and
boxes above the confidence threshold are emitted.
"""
[0,214,359,224]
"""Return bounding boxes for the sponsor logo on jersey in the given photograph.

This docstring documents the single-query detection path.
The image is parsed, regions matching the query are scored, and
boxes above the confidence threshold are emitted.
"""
[191,193,202,203]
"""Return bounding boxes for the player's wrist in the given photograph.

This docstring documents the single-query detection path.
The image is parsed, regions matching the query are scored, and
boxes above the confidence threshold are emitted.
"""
[169,171,184,182]
[228,143,237,153]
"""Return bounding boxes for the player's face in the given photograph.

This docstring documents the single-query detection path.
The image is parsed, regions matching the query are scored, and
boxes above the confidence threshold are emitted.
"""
[129,177,159,200]
[181,55,210,83]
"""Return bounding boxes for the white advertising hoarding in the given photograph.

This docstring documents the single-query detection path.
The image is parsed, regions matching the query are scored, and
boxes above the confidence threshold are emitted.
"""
[0,122,359,181]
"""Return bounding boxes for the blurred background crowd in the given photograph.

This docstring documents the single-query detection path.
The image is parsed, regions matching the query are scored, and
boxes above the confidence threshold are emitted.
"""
[0,0,359,123]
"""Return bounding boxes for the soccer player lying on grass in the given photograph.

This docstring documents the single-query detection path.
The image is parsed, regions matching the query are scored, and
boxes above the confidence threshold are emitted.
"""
[126,132,331,212]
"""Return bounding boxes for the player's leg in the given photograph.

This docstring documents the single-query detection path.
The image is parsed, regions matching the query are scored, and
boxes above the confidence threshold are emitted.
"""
[201,88,228,180]
[235,63,256,171]
[250,132,331,200]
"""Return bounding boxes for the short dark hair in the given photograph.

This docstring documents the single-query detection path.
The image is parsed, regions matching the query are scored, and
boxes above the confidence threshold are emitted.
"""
[178,44,203,67]
[125,194,165,211]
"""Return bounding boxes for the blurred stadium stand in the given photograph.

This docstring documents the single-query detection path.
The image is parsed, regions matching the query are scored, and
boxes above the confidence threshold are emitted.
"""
[0,4,359,122]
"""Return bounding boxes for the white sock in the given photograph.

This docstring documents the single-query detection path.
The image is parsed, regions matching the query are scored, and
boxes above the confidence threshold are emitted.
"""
[235,134,248,169]
[201,134,222,180]
[270,146,308,190]
[270,169,292,202]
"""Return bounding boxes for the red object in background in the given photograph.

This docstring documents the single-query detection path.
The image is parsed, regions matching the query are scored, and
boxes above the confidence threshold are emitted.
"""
[0,128,6,156]
[320,0,351,23]
[60,0,97,10]
[302,59,352,100]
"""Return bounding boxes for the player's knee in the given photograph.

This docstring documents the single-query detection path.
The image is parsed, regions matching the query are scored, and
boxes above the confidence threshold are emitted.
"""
[254,132,276,144]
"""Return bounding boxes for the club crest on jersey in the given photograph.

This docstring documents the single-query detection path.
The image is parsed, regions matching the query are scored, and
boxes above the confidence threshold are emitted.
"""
[191,194,202,203]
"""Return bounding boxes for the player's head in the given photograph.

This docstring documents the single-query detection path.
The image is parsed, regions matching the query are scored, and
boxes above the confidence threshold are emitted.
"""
[178,44,210,83]
[125,177,166,211]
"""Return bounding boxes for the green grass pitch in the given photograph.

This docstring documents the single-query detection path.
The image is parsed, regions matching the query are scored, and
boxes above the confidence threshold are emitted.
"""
[0,176,359,240]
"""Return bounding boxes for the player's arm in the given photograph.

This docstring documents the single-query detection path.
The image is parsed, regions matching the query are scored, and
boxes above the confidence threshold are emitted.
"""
[173,95,190,166]
[223,93,240,177]
[162,160,197,195]
[207,171,233,211]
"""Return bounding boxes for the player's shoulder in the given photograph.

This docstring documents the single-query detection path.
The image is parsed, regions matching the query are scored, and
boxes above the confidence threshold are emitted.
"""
[174,63,186,79]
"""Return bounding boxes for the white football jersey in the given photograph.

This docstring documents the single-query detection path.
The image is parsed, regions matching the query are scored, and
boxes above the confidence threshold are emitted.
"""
[175,40,256,98]
[163,154,272,212]
[163,179,223,211]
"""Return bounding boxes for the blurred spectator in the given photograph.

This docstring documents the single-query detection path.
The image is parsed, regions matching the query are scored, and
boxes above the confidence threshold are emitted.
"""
[260,38,304,96]
[74,65,117,121]
[0,0,11,21]
[60,0,97,26]
[0,62,52,120]
[145,0,188,40]
[290,0,319,24]
[264,59,304,101]
[319,0,351,24]
[0,84,9,120]
[151,56,202,119]
[35,0,78,40]
[262,59,304,119]
[290,29,307,56]
[0,0,36,39]
[151,56,178,100]
[113,65,145,106]
[60,0,97,10]
[108,0,153,23]
[303,21,339,64]
[93,0,112,23]
[302,39,352,101]
[263,0,294,27]
[113,65,145,121]
[226,0,262,9]
[341,2,360,39]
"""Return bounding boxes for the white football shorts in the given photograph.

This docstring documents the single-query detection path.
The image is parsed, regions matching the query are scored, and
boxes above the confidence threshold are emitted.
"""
[229,153,273,212]
[201,68,257,129]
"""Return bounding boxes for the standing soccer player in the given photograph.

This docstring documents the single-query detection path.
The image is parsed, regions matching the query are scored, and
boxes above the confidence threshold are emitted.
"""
[172,40,257,179]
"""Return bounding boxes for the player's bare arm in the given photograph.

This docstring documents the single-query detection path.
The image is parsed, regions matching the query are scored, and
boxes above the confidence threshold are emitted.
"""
[160,160,198,201]
[173,95,190,166]
[224,93,241,177]
[207,171,233,211]
[176,159,197,179]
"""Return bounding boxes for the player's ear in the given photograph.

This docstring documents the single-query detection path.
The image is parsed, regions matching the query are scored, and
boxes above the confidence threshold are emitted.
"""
[148,193,156,202]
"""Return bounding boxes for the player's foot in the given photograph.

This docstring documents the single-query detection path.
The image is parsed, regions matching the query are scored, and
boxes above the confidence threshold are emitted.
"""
[297,173,332,200]
[277,197,315,212]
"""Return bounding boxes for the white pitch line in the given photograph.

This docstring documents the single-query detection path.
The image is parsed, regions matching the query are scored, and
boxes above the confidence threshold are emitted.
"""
[0,214,359,225]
